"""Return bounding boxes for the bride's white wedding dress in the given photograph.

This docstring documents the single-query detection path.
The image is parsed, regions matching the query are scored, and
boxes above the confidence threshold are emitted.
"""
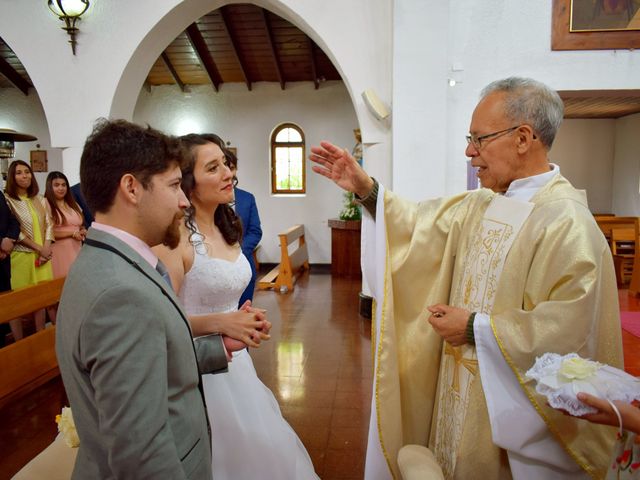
[178,237,319,480]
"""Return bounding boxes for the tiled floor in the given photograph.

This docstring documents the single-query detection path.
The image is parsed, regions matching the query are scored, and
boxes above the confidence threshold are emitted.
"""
[620,289,640,376]
[250,272,371,479]
[1,277,639,480]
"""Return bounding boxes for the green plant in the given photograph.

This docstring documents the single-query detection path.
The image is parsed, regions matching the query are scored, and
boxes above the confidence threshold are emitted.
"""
[339,191,362,221]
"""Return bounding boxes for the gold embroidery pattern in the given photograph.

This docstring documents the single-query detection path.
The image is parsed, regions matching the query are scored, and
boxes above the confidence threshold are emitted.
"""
[435,217,514,477]
[444,344,479,393]
[373,242,397,479]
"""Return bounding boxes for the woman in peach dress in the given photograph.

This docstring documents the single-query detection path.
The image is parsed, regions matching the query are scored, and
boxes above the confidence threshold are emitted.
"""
[44,171,86,278]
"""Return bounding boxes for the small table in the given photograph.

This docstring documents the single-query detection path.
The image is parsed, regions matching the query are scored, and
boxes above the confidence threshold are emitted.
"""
[328,219,361,277]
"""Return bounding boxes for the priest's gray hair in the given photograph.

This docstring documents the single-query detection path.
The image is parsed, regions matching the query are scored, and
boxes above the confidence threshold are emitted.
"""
[481,77,564,150]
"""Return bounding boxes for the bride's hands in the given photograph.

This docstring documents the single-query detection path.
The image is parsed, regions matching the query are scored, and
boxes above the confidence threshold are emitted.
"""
[220,301,271,348]
[239,300,272,336]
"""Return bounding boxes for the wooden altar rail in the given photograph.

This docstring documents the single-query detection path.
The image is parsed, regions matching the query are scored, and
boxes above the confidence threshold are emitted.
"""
[594,216,640,295]
[257,224,309,293]
[0,278,65,408]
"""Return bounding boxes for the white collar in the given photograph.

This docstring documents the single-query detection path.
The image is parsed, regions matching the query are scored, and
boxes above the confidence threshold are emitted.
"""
[504,163,559,202]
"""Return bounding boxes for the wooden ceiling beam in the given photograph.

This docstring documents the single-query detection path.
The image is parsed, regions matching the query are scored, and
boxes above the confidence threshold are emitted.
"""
[161,51,186,92]
[219,7,252,91]
[186,23,222,92]
[261,9,285,90]
[308,38,319,90]
[0,55,30,95]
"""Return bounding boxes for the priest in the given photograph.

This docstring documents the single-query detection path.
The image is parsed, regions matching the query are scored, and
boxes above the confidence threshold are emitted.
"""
[310,77,623,479]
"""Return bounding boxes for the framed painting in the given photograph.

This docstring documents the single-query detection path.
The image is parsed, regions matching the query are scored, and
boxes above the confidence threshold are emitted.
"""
[30,150,48,172]
[552,0,640,50]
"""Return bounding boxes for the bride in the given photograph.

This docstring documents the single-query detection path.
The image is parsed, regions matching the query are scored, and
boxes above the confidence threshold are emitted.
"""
[155,133,319,479]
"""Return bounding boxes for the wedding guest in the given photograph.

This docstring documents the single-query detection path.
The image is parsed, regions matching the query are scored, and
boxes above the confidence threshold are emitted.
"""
[3,160,54,340]
[574,393,640,478]
[45,171,86,278]
[0,193,20,346]
[70,182,93,228]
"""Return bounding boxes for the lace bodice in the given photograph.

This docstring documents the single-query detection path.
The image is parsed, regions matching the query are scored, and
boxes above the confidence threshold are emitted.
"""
[178,234,251,315]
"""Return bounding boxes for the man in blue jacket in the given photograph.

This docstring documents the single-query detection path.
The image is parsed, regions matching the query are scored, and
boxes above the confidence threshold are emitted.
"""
[225,149,262,306]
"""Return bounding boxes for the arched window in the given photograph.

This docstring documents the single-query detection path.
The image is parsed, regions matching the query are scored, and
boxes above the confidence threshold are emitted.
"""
[270,123,305,194]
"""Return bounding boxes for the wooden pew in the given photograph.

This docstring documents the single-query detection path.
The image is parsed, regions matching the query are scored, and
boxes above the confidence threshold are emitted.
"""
[612,228,636,286]
[257,224,309,293]
[594,216,637,247]
[594,216,639,288]
[0,278,65,408]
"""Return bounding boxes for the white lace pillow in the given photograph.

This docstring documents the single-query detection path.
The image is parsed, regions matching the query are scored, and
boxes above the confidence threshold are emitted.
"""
[525,353,640,416]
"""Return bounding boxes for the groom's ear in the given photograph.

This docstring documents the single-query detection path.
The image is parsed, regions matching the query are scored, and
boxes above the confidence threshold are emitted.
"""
[119,174,142,205]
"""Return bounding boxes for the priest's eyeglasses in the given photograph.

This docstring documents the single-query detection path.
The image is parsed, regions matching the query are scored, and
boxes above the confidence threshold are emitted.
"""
[466,125,521,150]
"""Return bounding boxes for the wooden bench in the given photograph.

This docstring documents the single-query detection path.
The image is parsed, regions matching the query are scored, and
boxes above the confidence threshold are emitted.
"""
[257,224,309,293]
[612,228,636,286]
[594,215,638,247]
[594,216,639,290]
[0,277,65,409]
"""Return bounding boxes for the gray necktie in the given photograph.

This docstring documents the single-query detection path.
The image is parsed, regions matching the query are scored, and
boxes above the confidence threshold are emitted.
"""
[155,260,173,290]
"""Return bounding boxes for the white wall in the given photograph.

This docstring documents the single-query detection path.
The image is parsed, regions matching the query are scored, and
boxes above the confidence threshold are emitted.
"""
[0,88,62,190]
[133,81,358,264]
[550,119,616,214]
[393,0,640,200]
[612,113,640,216]
[1,0,638,212]
[0,0,392,188]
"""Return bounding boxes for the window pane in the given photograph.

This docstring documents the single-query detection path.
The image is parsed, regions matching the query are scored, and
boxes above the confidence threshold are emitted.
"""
[275,128,291,143]
[275,127,302,143]
[274,146,304,191]
[287,128,302,142]
[288,148,303,190]
[275,147,290,189]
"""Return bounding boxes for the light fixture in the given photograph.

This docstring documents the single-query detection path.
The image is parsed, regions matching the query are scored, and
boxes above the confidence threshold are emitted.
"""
[48,0,90,55]
[0,129,37,180]
[362,89,391,121]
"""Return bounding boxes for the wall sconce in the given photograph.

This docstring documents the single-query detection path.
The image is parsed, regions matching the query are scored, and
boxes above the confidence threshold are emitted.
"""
[0,128,38,180]
[362,89,391,121]
[48,0,90,55]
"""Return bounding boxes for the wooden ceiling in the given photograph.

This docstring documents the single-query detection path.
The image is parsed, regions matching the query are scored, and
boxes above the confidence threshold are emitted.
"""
[2,4,640,119]
[145,4,341,90]
[559,90,640,119]
[0,4,341,94]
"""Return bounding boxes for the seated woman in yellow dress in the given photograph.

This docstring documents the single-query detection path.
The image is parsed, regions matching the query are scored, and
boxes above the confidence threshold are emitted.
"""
[3,160,54,340]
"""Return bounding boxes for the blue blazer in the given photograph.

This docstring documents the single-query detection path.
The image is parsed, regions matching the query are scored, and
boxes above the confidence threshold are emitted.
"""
[234,187,262,305]
[70,183,94,228]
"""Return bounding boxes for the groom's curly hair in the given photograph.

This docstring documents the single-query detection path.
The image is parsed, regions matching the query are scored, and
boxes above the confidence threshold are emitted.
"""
[80,118,185,214]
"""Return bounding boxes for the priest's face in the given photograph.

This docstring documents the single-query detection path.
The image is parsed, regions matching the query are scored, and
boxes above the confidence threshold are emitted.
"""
[465,92,528,194]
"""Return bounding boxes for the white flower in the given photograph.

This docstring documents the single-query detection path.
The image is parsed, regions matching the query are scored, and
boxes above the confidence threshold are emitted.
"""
[559,356,601,380]
[56,406,80,448]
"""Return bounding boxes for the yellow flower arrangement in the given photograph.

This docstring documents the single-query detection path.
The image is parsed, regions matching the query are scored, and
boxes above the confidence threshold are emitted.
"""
[56,406,80,448]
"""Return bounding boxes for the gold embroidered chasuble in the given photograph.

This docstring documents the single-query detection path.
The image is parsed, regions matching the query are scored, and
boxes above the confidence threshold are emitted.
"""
[371,174,623,479]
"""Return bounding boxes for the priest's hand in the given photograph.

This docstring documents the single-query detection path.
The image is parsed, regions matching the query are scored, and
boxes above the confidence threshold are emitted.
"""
[427,304,470,347]
[309,141,374,198]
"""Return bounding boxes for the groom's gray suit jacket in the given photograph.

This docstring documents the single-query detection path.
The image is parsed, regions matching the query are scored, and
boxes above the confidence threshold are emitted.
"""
[56,228,228,479]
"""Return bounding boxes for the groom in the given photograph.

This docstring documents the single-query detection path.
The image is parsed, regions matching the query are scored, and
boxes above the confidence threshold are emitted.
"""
[56,119,245,479]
